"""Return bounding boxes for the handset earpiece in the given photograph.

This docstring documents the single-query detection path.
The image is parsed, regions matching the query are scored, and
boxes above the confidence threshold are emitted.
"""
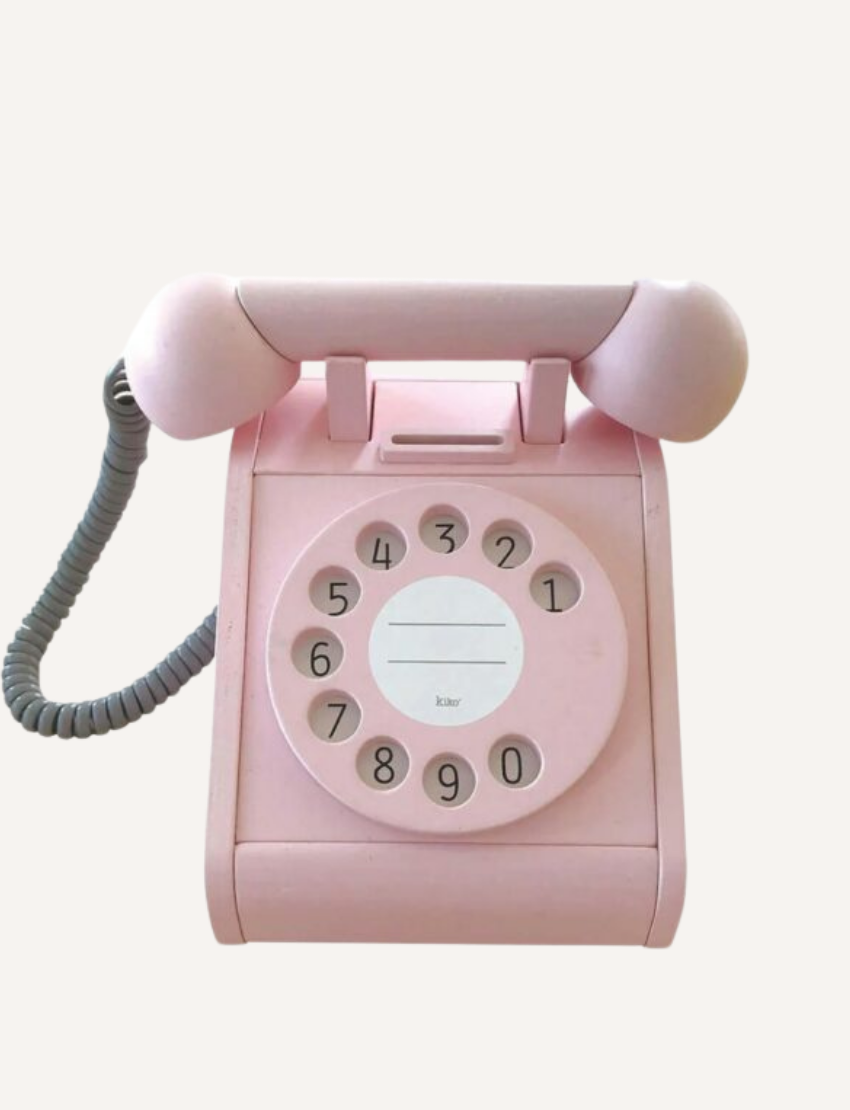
[572,280,747,442]
[124,273,300,439]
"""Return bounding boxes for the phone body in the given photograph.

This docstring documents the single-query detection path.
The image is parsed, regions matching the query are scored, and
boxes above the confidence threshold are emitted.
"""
[208,369,682,945]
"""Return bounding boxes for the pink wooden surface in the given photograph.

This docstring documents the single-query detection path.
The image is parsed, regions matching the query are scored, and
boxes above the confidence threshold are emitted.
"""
[326,356,372,442]
[519,358,570,444]
[265,482,629,835]
[573,280,747,442]
[119,273,741,944]
[636,436,687,946]
[238,278,633,361]
[125,274,298,440]
[235,843,659,944]
[205,348,688,945]
[236,472,656,849]
[204,419,261,943]
[126,276,745,445]
[255,380,641,477]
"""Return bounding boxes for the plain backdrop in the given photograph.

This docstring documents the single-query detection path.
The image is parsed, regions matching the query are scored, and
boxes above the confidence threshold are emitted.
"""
[1,2,847,1108]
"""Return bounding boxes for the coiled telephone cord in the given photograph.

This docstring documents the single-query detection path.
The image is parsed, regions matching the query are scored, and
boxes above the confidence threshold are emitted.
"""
[3,362,217,737]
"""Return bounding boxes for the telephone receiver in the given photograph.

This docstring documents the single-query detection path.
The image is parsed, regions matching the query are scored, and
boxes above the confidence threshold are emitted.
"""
[5,275,746,947]
[125,274,746,443]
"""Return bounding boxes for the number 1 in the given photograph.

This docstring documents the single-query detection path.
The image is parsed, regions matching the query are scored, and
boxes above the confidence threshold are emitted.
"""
[543,576,561,612]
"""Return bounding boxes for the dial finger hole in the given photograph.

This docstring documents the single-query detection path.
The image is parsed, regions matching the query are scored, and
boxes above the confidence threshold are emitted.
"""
[489,736,542,789]
[423,754,476,807]
[308,692,361,743]
[309,567,361,617]
[292,630,344,679]
[357,523,407,571]
[419,507,469,555]
[357,738,410,791]
[530,565,582,613]
[483,522,532,569]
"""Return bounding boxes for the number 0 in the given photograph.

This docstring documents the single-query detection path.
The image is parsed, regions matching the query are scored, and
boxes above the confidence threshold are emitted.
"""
[500,746,523,785]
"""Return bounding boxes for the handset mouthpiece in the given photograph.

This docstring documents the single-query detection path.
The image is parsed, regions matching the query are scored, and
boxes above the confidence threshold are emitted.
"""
[124,273,299,440]
[573,280,748,442]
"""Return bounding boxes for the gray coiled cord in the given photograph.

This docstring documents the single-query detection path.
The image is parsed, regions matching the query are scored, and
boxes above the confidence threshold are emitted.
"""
[3,362,217,737]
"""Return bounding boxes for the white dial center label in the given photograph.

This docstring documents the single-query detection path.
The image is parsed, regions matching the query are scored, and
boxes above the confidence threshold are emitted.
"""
[369,575,524,726]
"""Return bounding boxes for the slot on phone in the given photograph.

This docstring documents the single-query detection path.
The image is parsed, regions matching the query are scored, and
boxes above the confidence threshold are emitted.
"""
[380,429,515,463]
[391,433,506,447]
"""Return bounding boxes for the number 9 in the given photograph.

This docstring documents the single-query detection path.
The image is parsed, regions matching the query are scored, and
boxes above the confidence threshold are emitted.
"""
[437,761,459,802]
[424,754,475,807]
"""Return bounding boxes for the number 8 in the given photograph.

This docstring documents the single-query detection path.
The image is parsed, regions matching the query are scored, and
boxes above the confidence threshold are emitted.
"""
[373,746,395,785]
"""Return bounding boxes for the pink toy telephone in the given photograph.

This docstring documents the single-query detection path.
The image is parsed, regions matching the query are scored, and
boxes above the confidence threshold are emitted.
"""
[4,276,747,945]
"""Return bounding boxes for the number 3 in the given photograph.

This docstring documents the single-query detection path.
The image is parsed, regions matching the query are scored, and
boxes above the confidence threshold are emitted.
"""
[436,521,456,553]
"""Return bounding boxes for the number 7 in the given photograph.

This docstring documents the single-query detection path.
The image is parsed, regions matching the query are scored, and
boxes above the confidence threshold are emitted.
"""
[326,702,347,739]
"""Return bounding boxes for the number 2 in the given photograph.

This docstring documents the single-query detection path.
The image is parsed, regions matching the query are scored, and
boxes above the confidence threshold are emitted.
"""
[495,534,516,568]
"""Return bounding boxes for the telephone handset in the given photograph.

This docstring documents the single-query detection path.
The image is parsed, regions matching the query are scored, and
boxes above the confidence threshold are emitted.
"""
[4,275,747,946]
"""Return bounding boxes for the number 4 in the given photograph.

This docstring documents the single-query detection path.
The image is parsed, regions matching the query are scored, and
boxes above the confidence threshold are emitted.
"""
[372,538,392,569]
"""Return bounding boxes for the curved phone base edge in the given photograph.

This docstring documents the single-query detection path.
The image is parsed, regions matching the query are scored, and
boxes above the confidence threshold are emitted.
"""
[636,435,686,948]
[204,420,261,945]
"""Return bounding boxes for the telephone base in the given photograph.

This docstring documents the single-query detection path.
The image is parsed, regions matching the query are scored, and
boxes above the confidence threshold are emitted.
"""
[205,379,685,947]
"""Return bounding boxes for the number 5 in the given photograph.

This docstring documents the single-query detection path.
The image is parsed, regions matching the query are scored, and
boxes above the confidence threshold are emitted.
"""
[328,581,349,616]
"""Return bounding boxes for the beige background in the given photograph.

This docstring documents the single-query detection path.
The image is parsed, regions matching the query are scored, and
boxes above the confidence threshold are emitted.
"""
[0,2,846,1108]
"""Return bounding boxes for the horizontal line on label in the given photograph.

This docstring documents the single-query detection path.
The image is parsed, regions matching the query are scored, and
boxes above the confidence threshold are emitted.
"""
[387,621,507,628]
[387,659,507,665]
